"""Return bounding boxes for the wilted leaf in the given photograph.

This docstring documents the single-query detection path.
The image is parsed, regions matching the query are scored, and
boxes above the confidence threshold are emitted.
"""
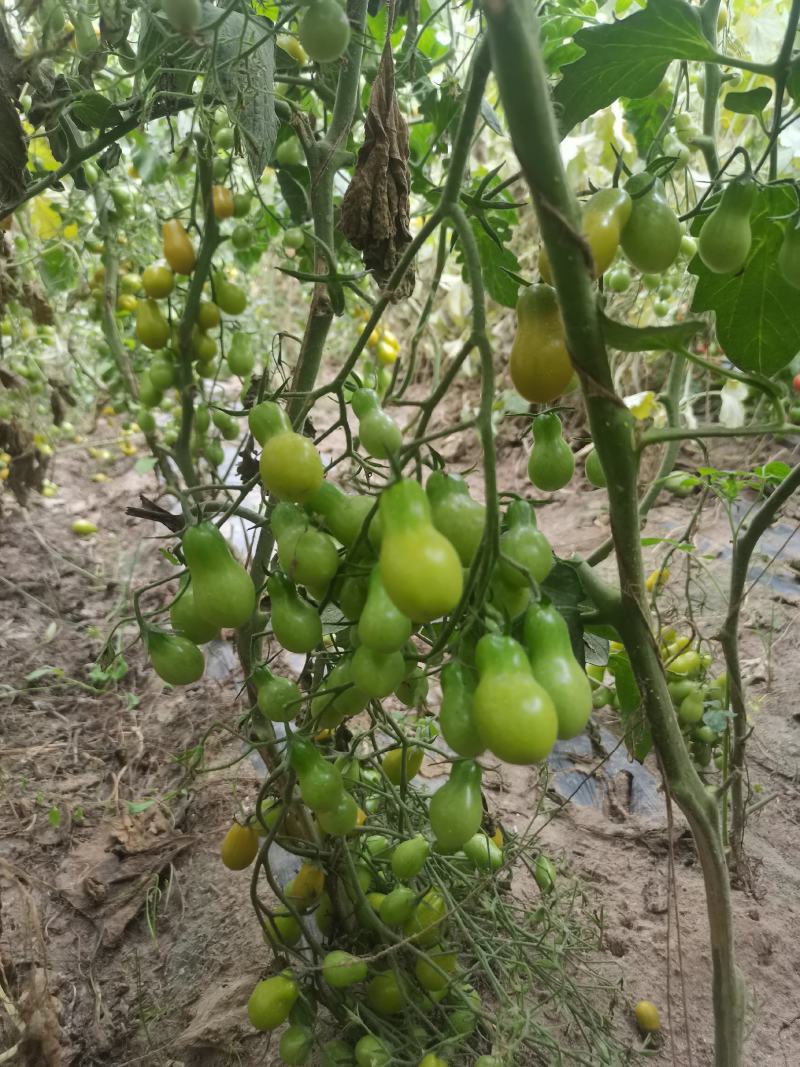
[341,36,414,300]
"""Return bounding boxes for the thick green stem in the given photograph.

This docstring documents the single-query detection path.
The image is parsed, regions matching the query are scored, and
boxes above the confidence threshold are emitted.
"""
[699,0,722,177]
[287,0,368,423]
[483,2,744,1061]
[719,460,800,869]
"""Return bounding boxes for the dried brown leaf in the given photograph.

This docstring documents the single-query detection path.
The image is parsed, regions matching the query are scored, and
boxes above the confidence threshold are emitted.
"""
[340,38,414,301]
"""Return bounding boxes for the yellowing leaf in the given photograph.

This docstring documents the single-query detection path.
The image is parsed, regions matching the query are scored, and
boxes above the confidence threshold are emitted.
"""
[624,390,657,420]
[27,132,61,172]
[30,197,62,240]
[63,222,79,240]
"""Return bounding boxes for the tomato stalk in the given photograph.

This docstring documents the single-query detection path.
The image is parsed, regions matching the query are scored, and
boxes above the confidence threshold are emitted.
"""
[718,460,800,872]
[483,0,745,1062]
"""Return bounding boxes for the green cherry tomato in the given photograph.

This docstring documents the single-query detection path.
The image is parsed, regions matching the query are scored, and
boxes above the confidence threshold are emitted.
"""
[247,974,299,1031]
[390,834,430,880]
[147,630,204,685]
[322,950,368,988]
[279,1025,313,1065]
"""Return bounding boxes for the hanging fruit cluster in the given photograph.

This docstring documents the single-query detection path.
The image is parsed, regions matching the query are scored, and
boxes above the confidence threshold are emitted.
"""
[134,357,600,1062]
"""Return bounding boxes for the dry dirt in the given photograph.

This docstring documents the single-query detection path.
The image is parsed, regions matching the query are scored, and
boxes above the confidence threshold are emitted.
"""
[1,407,799,1067]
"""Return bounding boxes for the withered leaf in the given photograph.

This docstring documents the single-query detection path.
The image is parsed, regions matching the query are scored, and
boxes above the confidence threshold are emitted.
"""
[340,37,414,302]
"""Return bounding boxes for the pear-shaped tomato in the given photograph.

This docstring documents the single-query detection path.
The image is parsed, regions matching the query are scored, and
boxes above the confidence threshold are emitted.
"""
[509,285,573,404]
[310,658,369,729]
[147,630,204,685]
[289,736,344,813]
[496,500,553,588]
[266,572,322,653]
[379,480,463,623]
[169,578,219,644]
[211,272,246,316]
[306,481,375,547]
[351,645,405,698]
[351,388,402,458]
[524,602,591,739]
[357,566,411,652]
[142,263,174,299]
[247,974,298,1031]
[136,299,170,350]
[619,172,682,273]
[255,668,302,722]
[162,219,196,274]
[429,759,483,853]
[272,502,339,594]
[425,471,485,566]
[212,184,234,219]
[527,411,574,492]
[299,0,351,63]
[439,661,484,758]
[472,634,557,764]
[182,522,255,629]
[540,187,632,282]
[697,175,756,274]
[390,834,430,880]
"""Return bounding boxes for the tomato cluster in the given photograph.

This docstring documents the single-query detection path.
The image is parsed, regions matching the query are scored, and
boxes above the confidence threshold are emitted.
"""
[133,362,600,1061]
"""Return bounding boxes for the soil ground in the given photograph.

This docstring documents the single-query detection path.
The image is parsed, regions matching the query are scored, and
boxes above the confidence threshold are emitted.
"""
[2,404,799,1067]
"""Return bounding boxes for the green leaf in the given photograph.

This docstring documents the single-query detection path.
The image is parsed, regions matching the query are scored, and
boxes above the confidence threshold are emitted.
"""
[723,87,773,115]
[71,91,122,130]
[608,651,652,762]
[689,185,800,376]
[204,3,277,180]
[623,85,674,156]
[600,310,703,351]
[134,456,158,474]
[39,246,77,293]
[48,806,62,828]
[468,222,520,308]
[25,665,60,682]
[553,0,715,135]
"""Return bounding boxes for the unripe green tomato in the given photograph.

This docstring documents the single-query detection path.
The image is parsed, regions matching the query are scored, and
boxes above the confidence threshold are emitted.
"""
[680,234,698,258]
[379,885,417,926]
[606,267,631,292]
[280,1024,313,1065]
[641,273,661,290]
[534,854,556,892]
[283,227,306,252]
[214,126,235,149]
[320,1039,356,1067]
[584,448,606,488]
[391,835,430,879]
[322,950,367,988]
[653,300,670,318]
[694,725,716,745]
[212,157,229,181]
[231,223,252,249]
[355,1035,391,1067]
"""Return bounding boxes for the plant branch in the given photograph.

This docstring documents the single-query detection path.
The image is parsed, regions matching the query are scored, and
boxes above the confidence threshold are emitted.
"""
[483,3,745,1062]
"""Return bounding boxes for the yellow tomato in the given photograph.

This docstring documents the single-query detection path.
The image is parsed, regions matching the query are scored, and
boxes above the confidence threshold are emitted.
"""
[220,822,259,870]
[645,566,669,592]
[634,999,661,1033]
[509,285,573,404]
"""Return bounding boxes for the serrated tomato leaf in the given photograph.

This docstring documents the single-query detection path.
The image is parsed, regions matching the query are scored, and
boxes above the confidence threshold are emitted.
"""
[688,185,800,376]
[552,0,715,135]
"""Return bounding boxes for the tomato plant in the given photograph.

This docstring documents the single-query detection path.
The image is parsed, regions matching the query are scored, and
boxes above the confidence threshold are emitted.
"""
[4,1,800,1064]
